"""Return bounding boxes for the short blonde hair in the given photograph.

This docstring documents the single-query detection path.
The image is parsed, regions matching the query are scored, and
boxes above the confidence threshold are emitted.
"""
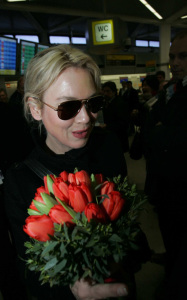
[24,44,101,124]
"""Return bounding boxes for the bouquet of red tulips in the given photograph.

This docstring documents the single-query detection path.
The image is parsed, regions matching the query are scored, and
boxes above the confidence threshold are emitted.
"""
[24,169,146,287]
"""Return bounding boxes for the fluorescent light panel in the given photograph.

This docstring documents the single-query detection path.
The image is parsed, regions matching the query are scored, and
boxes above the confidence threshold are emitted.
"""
[15,35,39,43]
[71,37,86,44]
[139,0,163,19]
[49,36,70,44]
[181,15,187,19]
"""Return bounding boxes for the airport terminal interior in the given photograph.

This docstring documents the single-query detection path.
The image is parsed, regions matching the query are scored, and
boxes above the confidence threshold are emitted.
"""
[0,0,187,299]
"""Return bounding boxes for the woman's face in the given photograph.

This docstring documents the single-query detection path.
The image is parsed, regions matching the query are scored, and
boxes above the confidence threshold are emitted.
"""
[39,67,98,154]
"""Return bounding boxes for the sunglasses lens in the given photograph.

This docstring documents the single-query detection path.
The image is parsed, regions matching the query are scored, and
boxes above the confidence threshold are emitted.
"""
[58,101,81,120]
[88,96,105,113]
[57,96,105,120]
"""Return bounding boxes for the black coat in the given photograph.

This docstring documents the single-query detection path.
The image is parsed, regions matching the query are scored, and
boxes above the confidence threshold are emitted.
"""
[144,82,187,277]
[102,96,129,152]
[0,102,34,175]
[122,88,140,113]
[145,83,187,191]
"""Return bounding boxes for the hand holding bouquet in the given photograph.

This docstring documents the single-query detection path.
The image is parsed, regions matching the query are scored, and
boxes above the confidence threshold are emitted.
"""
[23,169,146,287]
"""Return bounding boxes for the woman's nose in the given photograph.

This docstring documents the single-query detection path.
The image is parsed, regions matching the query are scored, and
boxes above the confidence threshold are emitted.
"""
[75,103,91,123]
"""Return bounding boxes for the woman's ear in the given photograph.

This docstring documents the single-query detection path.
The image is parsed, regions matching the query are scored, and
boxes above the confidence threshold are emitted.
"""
[28,97,42,121]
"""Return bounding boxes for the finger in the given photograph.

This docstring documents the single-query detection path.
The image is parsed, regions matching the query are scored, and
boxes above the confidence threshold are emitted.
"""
[89,283,128,299]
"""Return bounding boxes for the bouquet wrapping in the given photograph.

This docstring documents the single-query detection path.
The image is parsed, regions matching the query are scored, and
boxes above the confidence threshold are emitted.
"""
[23,169,146,287]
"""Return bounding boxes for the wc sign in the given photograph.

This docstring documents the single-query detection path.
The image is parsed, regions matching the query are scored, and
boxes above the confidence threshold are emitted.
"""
[92,19,115,45]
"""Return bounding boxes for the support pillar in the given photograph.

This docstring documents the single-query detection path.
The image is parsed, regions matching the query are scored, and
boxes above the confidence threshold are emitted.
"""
[159,24,171,80]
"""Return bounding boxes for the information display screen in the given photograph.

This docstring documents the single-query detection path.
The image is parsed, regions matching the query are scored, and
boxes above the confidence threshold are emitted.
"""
[0,36,17,75]
[20,40,36,75]
[36,44,49,53]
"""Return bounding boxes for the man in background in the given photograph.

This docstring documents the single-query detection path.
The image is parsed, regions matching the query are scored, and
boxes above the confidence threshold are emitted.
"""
[119,80,128,97]
[156,70,165,83]
[122,81,140,136]
[144,30,187,299]
[9,76,24,115]
[156,70,168,91]
[0,88,8,103]
[102,81,129,152]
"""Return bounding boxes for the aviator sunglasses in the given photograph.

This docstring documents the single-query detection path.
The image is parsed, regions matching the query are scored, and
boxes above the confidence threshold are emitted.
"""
[36,95,105,121]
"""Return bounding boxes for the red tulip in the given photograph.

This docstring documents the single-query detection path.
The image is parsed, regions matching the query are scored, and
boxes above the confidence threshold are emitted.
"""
[101,191,125,221]
[52,178,69,203]
[59,171,69,182]
[94,174,104,185]
[75,170,91,186]
[101,181,115,195]
[68,170,91,186]
[80,183,93,203]
[68,173,76,184]
[69,183,88,212]
[84,203,106,223]
[23,215,54,241]
[29,186,46,211]
[49,205,74,226]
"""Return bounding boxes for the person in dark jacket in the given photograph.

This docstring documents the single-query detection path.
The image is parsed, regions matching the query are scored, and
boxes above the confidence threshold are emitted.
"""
[122,81,140,136]
[4,44,151,300]
[4,44,131,300]
[4,44,152,300]
[102,81,129,152]
[144,30,187,295]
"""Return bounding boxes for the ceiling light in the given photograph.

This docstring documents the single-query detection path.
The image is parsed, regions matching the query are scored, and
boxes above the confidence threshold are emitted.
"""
[7,0,27,2]
[181,15,187,19]
[139,0,163,20]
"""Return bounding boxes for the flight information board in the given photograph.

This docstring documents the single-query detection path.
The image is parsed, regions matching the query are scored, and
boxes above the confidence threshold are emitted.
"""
[37,44,49,53]
[20,40,36,75]
[0,36,17,75]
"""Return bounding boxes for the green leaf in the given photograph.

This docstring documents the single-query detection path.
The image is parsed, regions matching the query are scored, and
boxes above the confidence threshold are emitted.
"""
[74,247,82,254]
[53,259,67,275]
[41,193,57,208]
[46,174,55,195]
[41,241,58,257]
[95,259,104,273]
[63,223,69,241]
[113,253,120,263]
[81,212,88,224]
[86,238,98,248]
[82,268,92,279]
[60,241,67,256]
[44,257,58,270]
[71,227,78,241]
[27,208,42,216]
[108,234,123,243]
[33,200,50,215]
[82,251,91,268]
[24,241,33,249]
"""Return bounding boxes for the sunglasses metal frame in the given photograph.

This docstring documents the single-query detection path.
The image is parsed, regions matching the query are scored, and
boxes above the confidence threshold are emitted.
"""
[33,95,105,120]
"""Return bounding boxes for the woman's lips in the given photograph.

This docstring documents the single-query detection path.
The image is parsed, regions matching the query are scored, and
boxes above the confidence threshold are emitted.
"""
[72,129,89,139]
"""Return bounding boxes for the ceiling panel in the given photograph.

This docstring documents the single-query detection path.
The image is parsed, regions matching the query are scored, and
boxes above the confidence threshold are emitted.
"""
[0,0,186,45]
